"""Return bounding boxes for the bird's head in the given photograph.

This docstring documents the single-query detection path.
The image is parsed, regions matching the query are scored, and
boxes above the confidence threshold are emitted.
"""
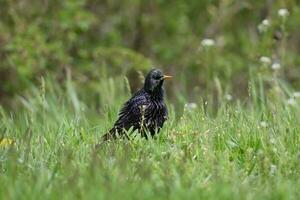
[144,69,172,93]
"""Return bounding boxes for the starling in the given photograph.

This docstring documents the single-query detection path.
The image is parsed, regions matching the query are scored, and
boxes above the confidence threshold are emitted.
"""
[100,69,172,142]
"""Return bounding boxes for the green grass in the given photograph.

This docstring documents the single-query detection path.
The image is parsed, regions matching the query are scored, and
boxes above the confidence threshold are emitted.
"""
[0,77,300,200]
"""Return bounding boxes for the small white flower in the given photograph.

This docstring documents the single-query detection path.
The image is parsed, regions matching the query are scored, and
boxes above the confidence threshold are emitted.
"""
[201,38,215,47]
[270,164,277,175]
[270,137,276,144]
[260,121,268,128]
[271,62,281,70]
[293,92,300,98]
[258,19,271,33]
[184,103,197,111]
[278,8,289,17]
[227,140,238,148]
[287,98,296,106]
[260,56,271,64]
[225,94,233,101]
[262,19,270,26]
[18,158,24,164]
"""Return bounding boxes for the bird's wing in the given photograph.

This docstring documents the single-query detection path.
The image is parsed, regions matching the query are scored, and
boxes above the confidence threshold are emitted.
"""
[113,92,148,130]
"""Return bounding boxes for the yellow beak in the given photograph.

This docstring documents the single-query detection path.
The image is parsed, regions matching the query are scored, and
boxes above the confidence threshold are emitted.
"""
[163,75,172,80]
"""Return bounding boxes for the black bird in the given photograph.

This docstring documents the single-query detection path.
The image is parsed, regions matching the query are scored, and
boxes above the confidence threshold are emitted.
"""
[100,69,172,142]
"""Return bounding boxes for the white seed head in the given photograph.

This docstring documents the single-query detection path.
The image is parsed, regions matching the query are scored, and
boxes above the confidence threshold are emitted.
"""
[271,62,281,70]
[258,19,271,33]
[270,137,276,144]
[293,92,300,98]
[259,56,271,64]
[260,121,268,128]
[278,8,289,17]
[287,98,296,106]
[225,94,233,101]
[141,105,147,111]
[184,102,197,112]
[201,38,215,47]
[262,19,270,26]
[270,164,277,175]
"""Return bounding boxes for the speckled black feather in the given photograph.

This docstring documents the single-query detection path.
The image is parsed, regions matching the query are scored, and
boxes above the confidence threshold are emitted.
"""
[101,69,168,141]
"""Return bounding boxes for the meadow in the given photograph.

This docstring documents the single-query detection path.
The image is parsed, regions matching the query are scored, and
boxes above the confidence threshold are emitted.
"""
[1,1,300,199]
[0,73,300,199]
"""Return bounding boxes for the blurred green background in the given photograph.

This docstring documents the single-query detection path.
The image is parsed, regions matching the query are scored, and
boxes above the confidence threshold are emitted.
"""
[1,2,300,199]
[0,0,299,106]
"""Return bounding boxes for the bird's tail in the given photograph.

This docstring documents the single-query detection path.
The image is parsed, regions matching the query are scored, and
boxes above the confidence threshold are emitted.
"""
[102,128,118,141]
[94,127,119,149]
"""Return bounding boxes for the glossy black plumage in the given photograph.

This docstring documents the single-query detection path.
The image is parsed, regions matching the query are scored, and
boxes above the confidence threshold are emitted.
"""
[101,69,169,141]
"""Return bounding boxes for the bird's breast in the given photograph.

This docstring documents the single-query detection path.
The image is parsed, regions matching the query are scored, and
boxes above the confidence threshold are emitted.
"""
[142,99,167,127]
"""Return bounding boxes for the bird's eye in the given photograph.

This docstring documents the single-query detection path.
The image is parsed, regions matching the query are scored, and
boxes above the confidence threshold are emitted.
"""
[153,75,162,80]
